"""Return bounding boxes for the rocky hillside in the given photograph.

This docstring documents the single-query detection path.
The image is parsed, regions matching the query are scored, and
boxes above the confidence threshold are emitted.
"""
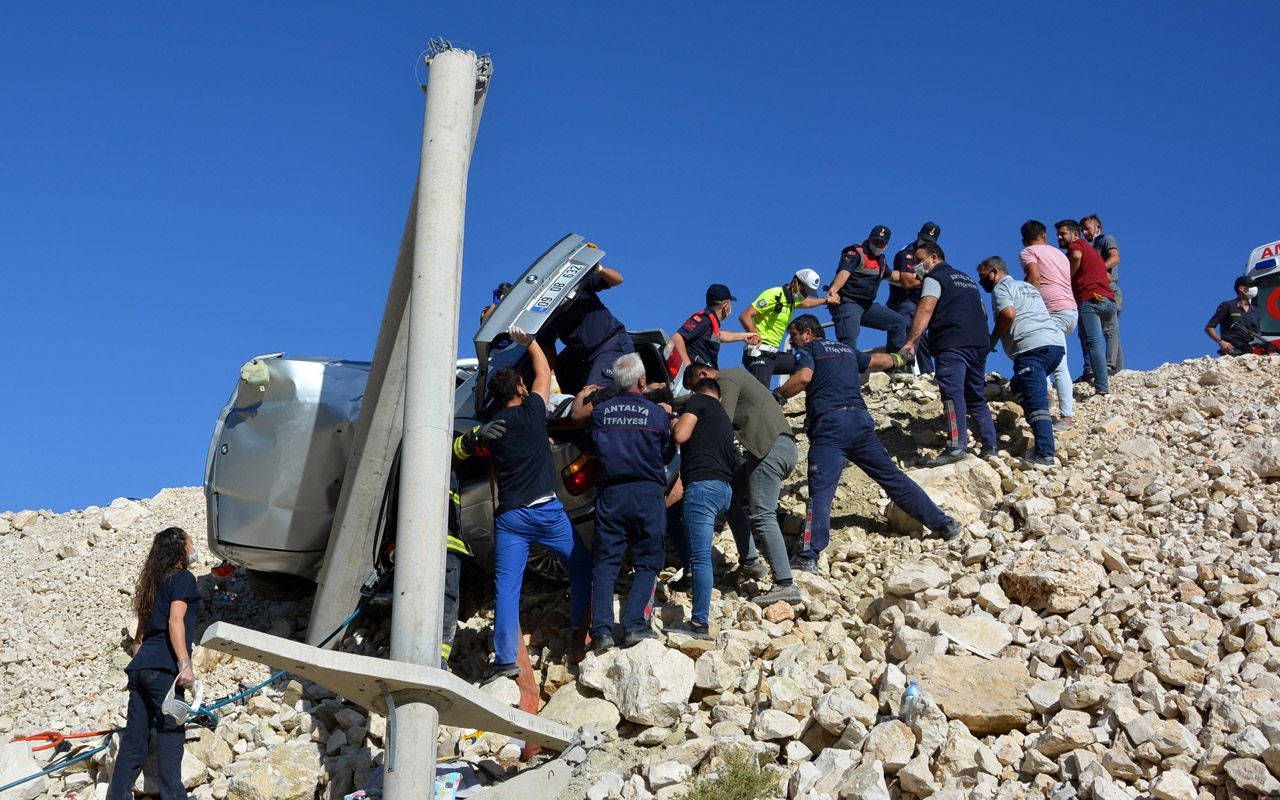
[2,355,1279,799]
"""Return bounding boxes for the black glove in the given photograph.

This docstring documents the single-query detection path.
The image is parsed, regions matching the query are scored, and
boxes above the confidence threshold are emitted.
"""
[772,389,787,405]
[455,419,507,457]
[889,352,910,371]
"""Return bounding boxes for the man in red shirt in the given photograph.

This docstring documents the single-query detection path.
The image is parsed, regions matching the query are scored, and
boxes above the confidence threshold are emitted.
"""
[1056,220,1116,395]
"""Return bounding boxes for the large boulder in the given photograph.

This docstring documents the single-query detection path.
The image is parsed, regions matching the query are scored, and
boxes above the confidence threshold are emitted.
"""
[0,739,48,800]
[100,497,151,532]
[226,739,325,800]
[540,682,620,732]
[886,458,1001,533]
[935,612,1012,657]
[906,654,1034,735]
[1231,436,1280,478]
[998,551,1105,614]
[578,639,695,726]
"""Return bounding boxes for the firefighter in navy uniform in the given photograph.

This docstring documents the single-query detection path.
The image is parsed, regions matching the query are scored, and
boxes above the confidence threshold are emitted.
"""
[826,225,911,352]
[900,242,999,465]
[889,222,940,373]
[776,314,961,574]
[443,419,507,668]
[585,352,676,651]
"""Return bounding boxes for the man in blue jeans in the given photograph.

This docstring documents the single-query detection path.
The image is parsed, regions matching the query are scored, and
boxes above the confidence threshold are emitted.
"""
[777,315,961,573]
[1056,220,1117,396]
[586,352,675,650]
[481,327,592,683]
[978,257,1065,467]
[900,242,999,465]
[670,378,739,637]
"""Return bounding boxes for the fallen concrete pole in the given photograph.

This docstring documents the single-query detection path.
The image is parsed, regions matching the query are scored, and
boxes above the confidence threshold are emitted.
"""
[200,622,577,750]
[391,45,484,798]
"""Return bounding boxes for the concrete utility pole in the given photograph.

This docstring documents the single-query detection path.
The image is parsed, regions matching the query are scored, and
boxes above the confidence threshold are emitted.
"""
[387,46,484,798]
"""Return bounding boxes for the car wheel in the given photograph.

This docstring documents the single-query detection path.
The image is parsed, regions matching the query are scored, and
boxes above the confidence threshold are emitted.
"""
[245,569,317,601]
[527,547,570,584]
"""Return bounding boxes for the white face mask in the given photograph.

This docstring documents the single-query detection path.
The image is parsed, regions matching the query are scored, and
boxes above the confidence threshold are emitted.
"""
[1246,287,1258,299]
[188,544,198,565]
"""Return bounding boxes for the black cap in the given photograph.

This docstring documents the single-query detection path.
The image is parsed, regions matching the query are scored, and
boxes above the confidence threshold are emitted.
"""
[706,283,737,304]
[1235,275,1251,290]
[917,222,940,243]
[867,225,891,244]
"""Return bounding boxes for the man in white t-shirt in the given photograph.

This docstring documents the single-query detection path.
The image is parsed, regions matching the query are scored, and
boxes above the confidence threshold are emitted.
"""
[1018,220,1077,430]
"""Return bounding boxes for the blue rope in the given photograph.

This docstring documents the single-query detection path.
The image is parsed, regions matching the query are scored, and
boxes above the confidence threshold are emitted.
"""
[0,737,112,793]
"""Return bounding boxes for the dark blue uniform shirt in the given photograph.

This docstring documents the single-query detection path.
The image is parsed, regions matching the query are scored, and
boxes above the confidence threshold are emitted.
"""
[793,338,871,430]
[588,392,673,486]
[128,570,202,673]
[677,307,722,368]
[539,270,625,354]
[889,246,922,308]
[835,244,890,304]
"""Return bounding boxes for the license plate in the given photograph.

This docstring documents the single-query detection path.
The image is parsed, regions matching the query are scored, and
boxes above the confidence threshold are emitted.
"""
[528,260,588,314]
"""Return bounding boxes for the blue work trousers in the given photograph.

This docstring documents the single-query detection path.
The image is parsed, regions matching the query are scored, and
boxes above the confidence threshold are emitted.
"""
[1011,345,1064,459]
[803,410,952,559]
[889,301,934,373]
[107,668,186,800]
[1077,298,1116,393]
[591,482,666,639]
[673,480,732,626]
[934,346,998,452]
[557,332,635,396]
[493,498,592,666]
[832,301,908,352]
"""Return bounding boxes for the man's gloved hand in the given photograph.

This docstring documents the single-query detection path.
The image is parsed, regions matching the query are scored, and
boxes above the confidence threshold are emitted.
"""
[455,419,507,458]
[772,389,787,405]
[889,351,910,371]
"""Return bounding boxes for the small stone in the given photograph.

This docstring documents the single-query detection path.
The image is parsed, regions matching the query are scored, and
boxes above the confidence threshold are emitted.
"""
[1149,769,1196,800]
[862,720,915,773]
[885,562,949,597]
[762,601,794,623]
[753,709,802,741]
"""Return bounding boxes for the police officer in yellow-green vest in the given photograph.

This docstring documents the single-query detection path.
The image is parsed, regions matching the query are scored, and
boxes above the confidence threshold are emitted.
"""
[738,269,831,387]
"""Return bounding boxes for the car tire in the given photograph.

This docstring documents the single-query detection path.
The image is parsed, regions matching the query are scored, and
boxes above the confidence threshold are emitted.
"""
[245,569,317,602]
[526,547,570,584]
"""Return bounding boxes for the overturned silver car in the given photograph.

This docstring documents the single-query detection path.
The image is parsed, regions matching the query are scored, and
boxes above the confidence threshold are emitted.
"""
[205,234,681,597]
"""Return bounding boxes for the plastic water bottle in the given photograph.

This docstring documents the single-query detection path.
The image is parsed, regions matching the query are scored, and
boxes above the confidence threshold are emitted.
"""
[900,679,922,727]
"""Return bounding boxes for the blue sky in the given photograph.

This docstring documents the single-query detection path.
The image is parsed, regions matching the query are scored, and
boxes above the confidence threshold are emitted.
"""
[3,3,1278,512]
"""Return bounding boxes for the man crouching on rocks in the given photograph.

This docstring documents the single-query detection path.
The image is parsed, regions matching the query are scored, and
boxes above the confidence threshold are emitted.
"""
[776,314,962,573]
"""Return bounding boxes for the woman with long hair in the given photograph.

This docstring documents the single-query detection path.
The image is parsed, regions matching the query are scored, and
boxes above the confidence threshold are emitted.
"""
[107,526,202,799]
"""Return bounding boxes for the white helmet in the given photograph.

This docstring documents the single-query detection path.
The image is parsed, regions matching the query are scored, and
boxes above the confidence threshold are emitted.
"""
[794,268,821,297]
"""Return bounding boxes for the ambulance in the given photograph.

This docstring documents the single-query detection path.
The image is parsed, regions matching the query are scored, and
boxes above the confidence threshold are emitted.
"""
[1244,240,1280,348]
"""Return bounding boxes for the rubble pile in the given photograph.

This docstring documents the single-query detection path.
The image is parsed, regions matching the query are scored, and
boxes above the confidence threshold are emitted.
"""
[1,354,1278,799]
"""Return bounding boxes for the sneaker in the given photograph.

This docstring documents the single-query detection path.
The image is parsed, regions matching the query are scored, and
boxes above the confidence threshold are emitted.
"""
[670,621,711,640]
[927,449,967,467]
[1018,453,1055,469]
[739,558,770,582]
[789,556,819,575]
[479,662,522,685]
[752,583,802,606]
[624,628,661,648]
[977,446,999,459]
[1052,418,1073,432]
[590,631,616,654]
[1074,373,1093,384]
[934,520,963,542]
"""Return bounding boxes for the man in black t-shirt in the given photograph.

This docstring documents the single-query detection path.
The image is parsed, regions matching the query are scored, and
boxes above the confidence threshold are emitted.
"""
[481,327,593,683]
[670,378,739,637]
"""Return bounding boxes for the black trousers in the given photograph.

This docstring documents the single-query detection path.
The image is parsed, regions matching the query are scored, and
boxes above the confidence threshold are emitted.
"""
[441,550,461,665]
[741,349,797,387]
[108,668,186,800]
